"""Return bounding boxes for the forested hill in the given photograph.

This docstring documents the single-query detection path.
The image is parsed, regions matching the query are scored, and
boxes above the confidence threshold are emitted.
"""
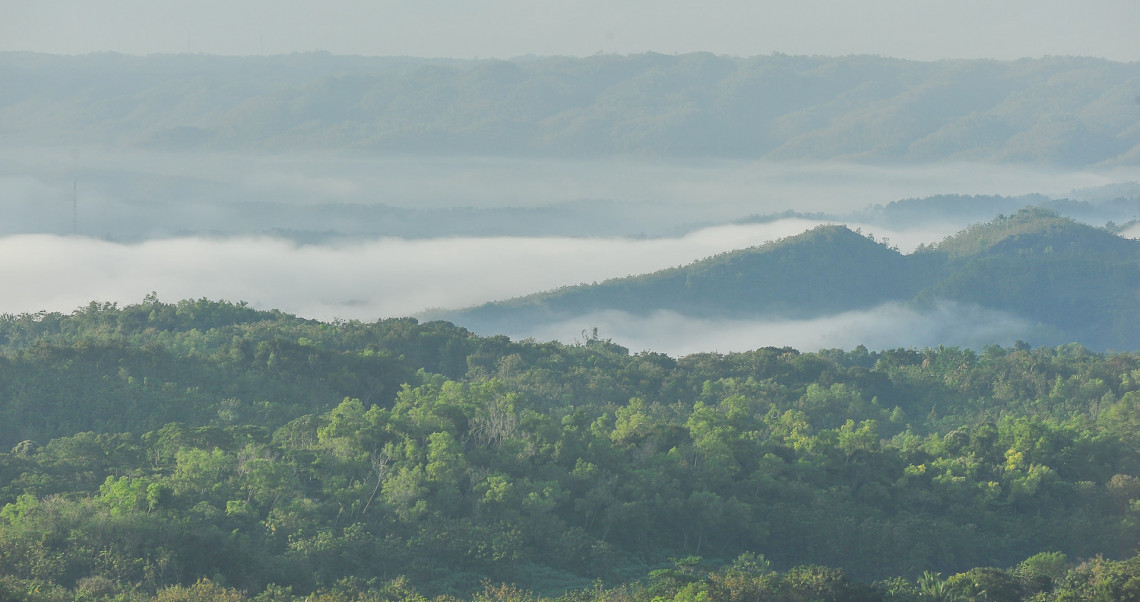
[3,52,1140,164]
[448,208,1140,350]
[2,299,1140,599]
[455,225,928,321]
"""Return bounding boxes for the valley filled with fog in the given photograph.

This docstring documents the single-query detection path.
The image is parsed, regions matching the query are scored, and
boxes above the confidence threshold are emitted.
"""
[3,51,1140,353]
[8,7,1140,599]
[3,146,1139,354]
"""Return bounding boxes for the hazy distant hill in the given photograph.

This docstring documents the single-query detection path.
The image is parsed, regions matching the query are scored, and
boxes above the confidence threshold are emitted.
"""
[448,209,1140,350]
[3,52,1140,165]
[745,191,1140,234]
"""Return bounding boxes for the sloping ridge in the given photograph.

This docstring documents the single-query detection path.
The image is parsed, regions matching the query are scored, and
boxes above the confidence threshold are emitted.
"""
[935,207,1140,259]
[920,208,1140,349]
[449,210,1140,350]
[455,225,928,326]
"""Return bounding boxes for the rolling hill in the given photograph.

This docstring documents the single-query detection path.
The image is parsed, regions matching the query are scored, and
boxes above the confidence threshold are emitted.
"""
[446,208,1140,350]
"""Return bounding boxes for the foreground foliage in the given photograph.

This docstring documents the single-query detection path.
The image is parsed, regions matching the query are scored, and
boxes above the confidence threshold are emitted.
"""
[1,298,1139,599]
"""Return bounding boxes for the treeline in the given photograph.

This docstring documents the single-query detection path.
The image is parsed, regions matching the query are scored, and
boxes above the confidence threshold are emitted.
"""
[0,298,1139,599]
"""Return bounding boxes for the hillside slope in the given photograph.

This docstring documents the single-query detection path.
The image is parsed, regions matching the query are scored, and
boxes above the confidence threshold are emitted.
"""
[918,209,1140,349]
[448,209,1140,350]
[3,53,1139,164]
[459,225,931,323]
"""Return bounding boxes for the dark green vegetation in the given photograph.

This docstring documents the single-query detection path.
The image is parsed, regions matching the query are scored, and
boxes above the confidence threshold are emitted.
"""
[1,296,1140,600]
[3,52,1140,164]
[451,208,1140,351]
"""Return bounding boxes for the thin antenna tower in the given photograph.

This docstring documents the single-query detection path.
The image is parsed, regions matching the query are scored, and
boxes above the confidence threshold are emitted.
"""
[72,180,77,234]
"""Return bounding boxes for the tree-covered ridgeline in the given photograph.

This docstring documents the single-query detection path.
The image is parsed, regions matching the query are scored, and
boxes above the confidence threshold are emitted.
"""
[451,208,1140,351]
[1,298,1139,600]
[4,53,1140,166]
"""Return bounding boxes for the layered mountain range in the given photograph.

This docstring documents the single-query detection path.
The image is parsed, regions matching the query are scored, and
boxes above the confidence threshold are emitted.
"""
[3,52,1140,164]
[446,208,1140,350]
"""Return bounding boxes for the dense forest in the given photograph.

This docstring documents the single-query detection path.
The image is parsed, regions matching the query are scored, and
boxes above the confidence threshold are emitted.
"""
[1,296,1139,600]
[451,208,1140,351]
[3,52,1140,165]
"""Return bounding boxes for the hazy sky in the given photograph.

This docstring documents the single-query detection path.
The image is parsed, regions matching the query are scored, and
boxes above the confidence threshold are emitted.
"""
[3,0,1139,61]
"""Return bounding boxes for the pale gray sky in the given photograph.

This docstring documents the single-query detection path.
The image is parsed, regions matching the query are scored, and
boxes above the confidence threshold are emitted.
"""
[2,0,1139,61]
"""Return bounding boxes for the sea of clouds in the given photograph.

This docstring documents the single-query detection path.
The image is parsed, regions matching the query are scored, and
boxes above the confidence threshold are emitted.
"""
[2,151,1136,354]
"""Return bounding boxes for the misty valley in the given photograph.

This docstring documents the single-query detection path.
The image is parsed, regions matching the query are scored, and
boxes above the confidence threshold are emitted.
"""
[1,51,1140,601]
[3,149,1139,354]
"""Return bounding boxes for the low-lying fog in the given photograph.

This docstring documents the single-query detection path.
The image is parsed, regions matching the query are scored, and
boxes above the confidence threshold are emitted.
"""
[0,219,946,319]
[2,149,1138,354]
[522,304,1046,356]
[4,149,1136,239]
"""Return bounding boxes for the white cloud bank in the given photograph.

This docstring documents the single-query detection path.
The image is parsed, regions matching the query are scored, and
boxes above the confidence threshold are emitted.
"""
[0,222,839,321]
[0,214,961,330]
[0,214,975,323]
[0,222,1091,353]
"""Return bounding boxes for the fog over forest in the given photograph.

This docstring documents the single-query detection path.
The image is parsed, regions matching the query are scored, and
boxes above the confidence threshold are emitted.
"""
[3,52,1140,353]
[8,8,1140,599]
[3,149,1139,353]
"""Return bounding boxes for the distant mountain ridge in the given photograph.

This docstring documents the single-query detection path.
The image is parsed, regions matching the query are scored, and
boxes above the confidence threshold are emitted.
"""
[446,209,1140,350]
[3,52,1140,165]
